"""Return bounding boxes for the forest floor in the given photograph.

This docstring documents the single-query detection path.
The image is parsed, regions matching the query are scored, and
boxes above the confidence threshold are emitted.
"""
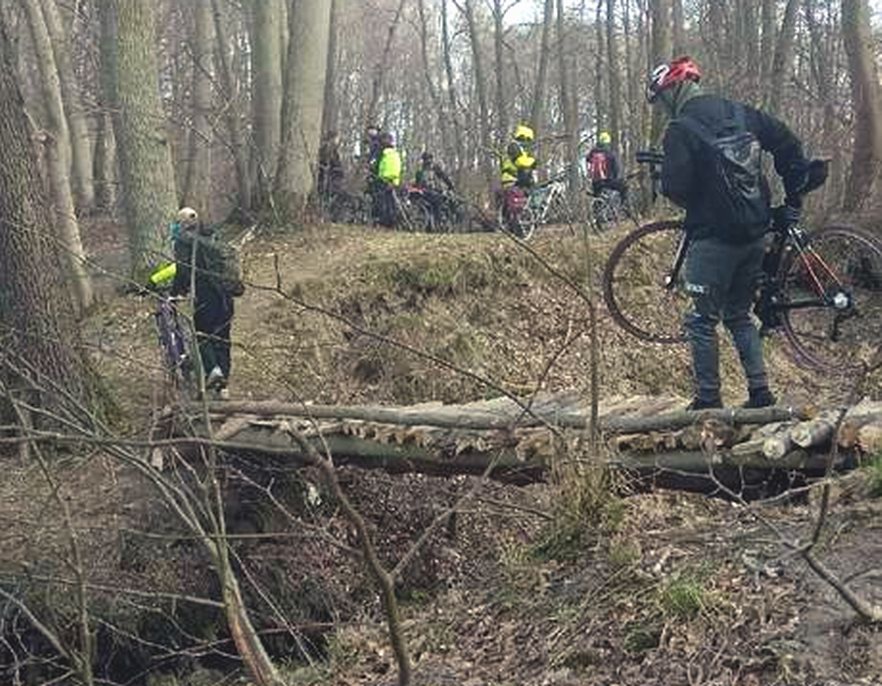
[8,220,881,685]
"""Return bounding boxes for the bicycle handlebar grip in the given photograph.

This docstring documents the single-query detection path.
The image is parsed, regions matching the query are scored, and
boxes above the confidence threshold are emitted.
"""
[635,150,665,165]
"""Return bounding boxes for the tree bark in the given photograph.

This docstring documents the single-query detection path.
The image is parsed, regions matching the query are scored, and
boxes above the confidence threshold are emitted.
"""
[556,0,579,190]
[760,0,775,85]
[210,0,252,217]
[841,0,882,211]
[649,0,671,144]
[0,16,97,416]
[492,0,507,143]
[463,0,493,181]
[20,0,93,311]
[766,0,799,114]
[529,0,554,136]
[671,0,685,55]
[441,0,465,173]
[321,0,339,137]
[250,0,283,203]
[101,0,177,280]
[606,0,622,154]
[39,0,95,212]
[274,0,333,217]
[364,0,408,128]
[182,0,213,213]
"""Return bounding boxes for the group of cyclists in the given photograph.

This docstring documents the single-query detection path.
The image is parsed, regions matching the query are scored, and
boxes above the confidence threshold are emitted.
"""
[151,54,834,415]
[316,119,629,234]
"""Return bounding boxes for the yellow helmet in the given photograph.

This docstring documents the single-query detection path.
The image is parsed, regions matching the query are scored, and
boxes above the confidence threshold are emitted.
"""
[514,124,535,142]
[598,131,612,145]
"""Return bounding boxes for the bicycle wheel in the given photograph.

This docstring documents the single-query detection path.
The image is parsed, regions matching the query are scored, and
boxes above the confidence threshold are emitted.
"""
[602,220,691,344]
[780,225,882,373]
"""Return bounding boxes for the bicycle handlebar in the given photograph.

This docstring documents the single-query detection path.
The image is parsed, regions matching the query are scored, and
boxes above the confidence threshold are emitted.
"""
[635,150,664,165]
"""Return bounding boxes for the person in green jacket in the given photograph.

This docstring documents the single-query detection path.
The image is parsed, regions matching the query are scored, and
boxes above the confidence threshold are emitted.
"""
[372,131,402,226]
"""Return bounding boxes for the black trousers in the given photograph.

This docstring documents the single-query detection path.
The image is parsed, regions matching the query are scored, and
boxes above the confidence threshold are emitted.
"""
[194,291,234,381]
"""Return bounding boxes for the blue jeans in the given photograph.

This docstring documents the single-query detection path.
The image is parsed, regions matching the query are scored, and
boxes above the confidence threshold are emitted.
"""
[684,236,768,401]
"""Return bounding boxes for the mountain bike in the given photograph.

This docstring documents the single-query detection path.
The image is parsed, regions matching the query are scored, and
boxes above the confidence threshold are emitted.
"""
[497,186,538,239]
[602,155,882,373]
[153,294,195,396]
[529,175,572,226]
[590,187,625,231]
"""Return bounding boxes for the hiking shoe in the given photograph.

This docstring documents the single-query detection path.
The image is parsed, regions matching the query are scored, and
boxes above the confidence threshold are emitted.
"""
[206,366,224,389]
[742,387,776,409]
[686,397,723,411]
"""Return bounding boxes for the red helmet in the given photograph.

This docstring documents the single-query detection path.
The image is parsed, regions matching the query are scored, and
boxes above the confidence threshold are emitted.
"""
[647,56,701,103]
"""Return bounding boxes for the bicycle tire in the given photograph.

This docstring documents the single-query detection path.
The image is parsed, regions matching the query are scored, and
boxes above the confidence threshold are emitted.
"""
[779,225,882,373]
[602,219,690,344]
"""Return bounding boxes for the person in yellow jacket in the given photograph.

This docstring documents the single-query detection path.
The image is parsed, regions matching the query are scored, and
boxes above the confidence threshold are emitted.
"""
[372,131,402,226]
[500,123,537,189]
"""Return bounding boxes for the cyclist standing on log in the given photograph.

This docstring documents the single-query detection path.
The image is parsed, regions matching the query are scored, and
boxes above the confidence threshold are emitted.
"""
[647,56,810,410]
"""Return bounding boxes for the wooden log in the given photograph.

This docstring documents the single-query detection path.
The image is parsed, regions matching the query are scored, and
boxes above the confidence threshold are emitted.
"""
[790,410,844,449]
[857,421,882,455]
[837,400,882,448]
[189,400,807,433]
[763,432,793,460]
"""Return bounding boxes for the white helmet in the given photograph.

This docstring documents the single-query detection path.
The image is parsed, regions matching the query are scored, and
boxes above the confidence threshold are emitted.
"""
[176,207,198,226]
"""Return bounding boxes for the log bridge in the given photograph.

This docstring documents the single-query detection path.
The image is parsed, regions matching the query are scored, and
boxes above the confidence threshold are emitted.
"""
[168,393,882,493]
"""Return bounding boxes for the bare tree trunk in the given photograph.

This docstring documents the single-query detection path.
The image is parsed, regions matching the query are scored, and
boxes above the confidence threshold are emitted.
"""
[650,0,671,144]
[607,0,622,154]
[321,0,338,136]
[556,0,579,190]
[416,0,450,152]
[441,0,465,172]
[39,0,95,212]
[250,0,283,205]
[760,0,775,85]
[672,0,685,55]
[0,15,97,414]
[101,0,177,280]
[529,0,554,135]
[841,0,882,211]
[463,0,493,181]
[766,0,799,114]
[492,0,507,142]
[365,0,408,128]
[182,0,213,212]
[210,0,251,216]
[595,0,604,135]
[275,0,332,216]
[21,0,93,310]
[92,109,115,212]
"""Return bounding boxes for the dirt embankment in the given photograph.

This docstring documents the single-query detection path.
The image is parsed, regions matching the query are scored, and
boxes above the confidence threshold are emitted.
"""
[3,222,878,686]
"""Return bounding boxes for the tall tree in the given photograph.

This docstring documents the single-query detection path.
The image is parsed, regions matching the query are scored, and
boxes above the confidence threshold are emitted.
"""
[841,0,882,211]
[0,15,96,415]
[529,0,554,136]
[463,0,492,179]
[492,0,507,141]
[606,0,622,153]
[250,0,283,203]
[39,0,95,212]
[210,0,252,216]
[649,0,671,144]
[274,0,333,215]
[766,0,799,114]
[321,0,339,137]
[364,0,408,128]
[182,0,213,212]
[20,0,93,310]
[556,0,579,190]
[101,0,177,279]
[441,0,466,172]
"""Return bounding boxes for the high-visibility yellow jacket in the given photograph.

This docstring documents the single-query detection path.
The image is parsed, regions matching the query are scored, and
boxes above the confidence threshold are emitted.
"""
[500,141,536,187]
[377,147,402,186]
[148,262,177,289]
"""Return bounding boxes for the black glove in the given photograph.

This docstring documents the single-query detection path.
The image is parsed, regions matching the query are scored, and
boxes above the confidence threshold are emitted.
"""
[772,202,801,229]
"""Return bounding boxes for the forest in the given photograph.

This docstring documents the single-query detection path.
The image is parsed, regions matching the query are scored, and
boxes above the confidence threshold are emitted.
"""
[1,0,881,685]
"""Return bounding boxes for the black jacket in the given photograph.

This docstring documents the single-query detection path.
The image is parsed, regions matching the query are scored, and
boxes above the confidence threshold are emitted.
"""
[661,94,809,241]
[172,232,230,310]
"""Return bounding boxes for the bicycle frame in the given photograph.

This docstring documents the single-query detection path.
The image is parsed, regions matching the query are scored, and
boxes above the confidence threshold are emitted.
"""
[154,295,191,385]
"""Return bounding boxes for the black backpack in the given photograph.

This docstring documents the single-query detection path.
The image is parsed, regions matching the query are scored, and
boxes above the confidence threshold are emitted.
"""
[676,103,768,241]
